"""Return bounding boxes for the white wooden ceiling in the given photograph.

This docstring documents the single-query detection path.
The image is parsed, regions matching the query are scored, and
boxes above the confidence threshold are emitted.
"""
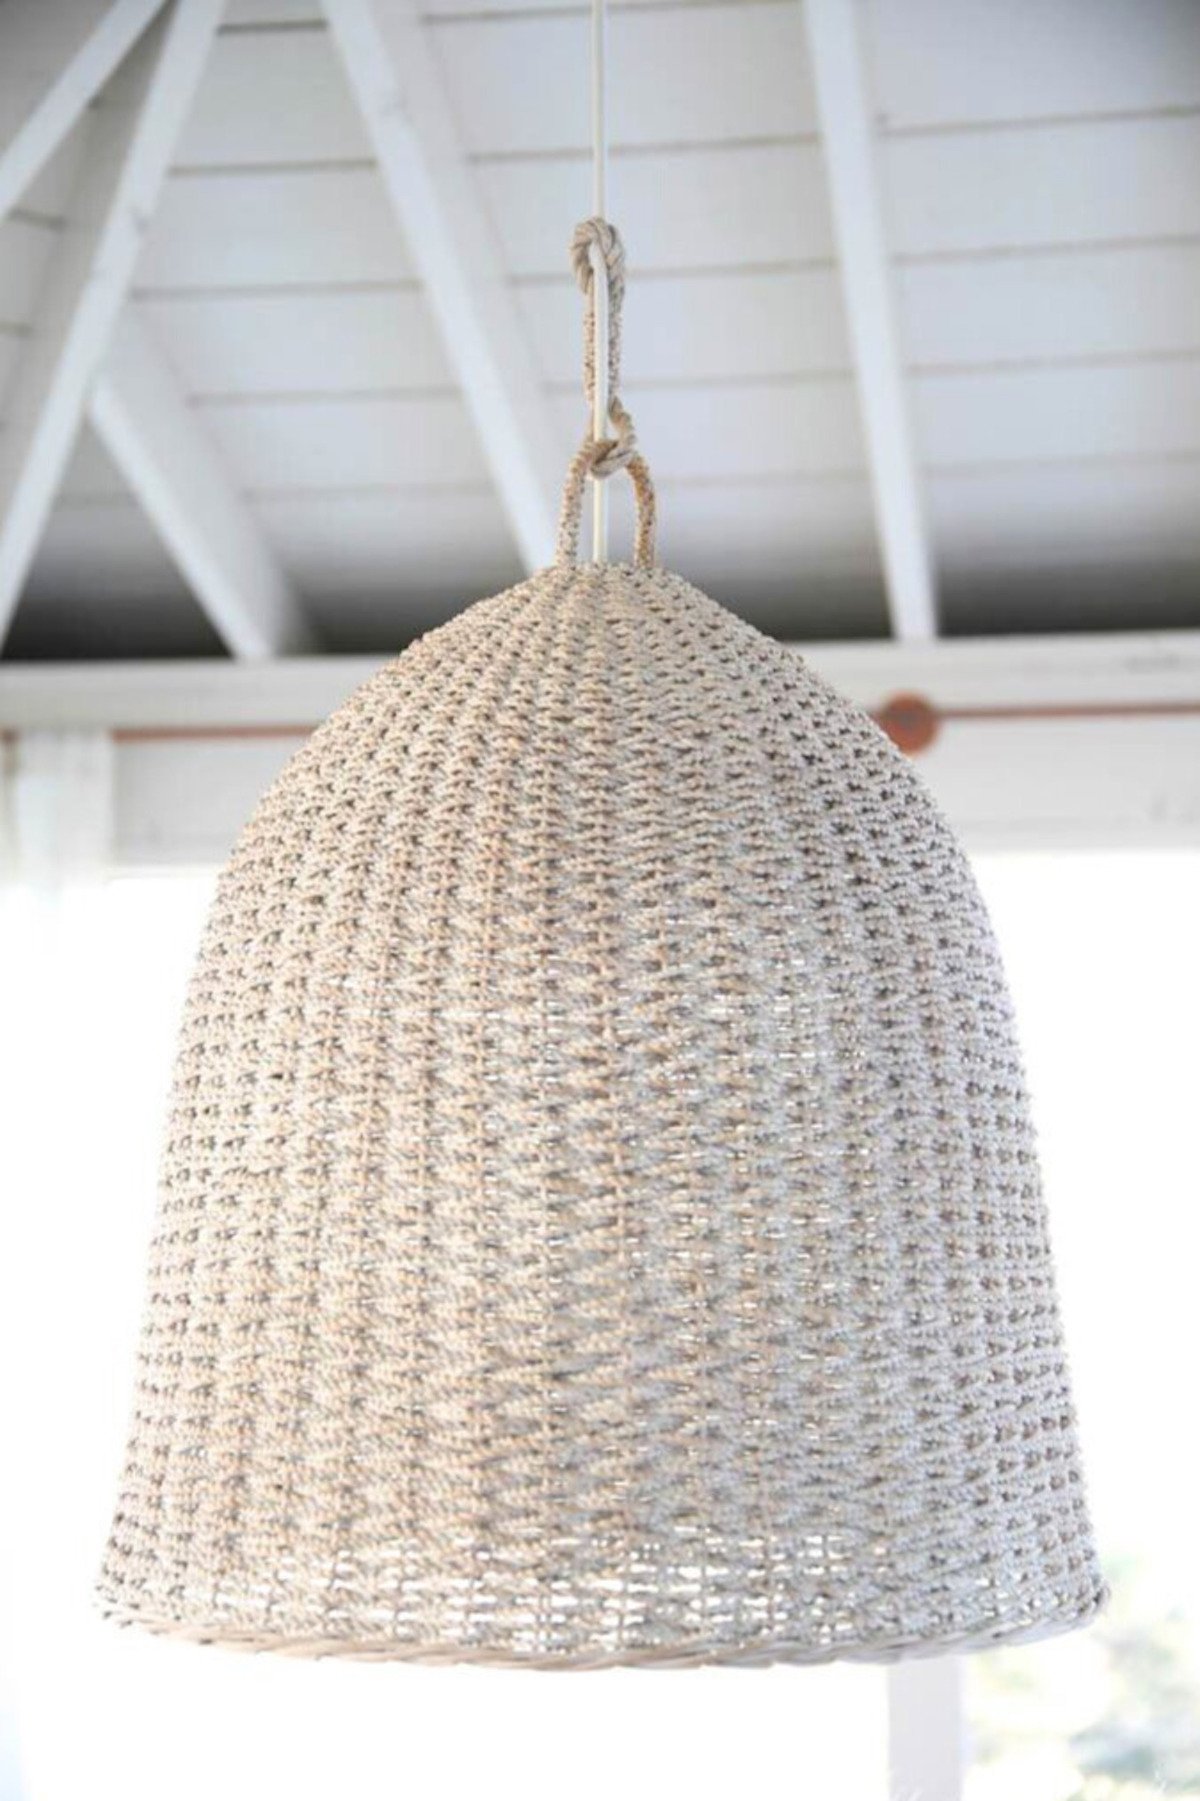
[1,0,1198,659]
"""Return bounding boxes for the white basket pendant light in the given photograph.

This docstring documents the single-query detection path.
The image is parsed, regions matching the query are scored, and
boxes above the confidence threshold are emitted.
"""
[97,216,1105,1666]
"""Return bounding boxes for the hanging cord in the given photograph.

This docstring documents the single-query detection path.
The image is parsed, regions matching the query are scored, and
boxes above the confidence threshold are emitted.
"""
[554,217,657,568]
[552,0,655,569]
[589,0,609,560]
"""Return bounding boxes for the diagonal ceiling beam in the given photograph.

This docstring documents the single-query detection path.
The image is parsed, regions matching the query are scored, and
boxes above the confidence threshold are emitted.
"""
[803,0,938,642]
[322,0,561,573]
[91,313,315,659]
[0,0,169,225]
[0,0,224,650]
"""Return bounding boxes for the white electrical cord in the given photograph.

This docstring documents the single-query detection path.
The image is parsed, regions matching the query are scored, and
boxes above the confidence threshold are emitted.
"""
[589,0,609,561]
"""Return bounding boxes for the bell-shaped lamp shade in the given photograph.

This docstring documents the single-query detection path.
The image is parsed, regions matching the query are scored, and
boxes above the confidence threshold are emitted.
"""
[98,225,1104,1667]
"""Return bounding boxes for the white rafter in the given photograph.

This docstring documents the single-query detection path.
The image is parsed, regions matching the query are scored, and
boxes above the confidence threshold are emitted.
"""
[803,0,938,642]
[0,0,169,224]
[0,0,225,649]
[322,0,561,573]
[90,314,314,659]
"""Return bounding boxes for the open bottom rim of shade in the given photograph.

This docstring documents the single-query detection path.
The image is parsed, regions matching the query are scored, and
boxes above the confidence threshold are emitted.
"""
[98,1584,1108,1667]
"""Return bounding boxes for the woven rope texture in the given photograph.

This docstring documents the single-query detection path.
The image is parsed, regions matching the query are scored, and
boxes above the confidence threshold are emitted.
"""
[98,558,1103,1664]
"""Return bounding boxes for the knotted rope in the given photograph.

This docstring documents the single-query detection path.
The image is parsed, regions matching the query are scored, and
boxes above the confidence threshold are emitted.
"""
[555,217,657,567]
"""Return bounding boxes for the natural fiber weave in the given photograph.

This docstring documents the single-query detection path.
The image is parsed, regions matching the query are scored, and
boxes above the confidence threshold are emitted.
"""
[98,223,1103,1666]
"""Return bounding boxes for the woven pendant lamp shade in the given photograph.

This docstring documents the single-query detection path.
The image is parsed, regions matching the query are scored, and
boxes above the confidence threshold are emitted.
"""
[99,222,1104,1667]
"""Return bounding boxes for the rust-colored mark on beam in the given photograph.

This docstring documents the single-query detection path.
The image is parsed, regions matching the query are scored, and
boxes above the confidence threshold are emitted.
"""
[875,692,940,754]
[873,693,1200,756]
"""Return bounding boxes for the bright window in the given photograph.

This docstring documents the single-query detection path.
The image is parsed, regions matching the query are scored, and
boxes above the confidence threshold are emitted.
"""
[968,852,1200,1801]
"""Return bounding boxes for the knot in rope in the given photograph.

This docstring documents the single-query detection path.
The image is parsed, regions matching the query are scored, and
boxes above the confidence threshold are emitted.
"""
[570,215,636,479]
[570,216,626,303]
[554,217,657,568]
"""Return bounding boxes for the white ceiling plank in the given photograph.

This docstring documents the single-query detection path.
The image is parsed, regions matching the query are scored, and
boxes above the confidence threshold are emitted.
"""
[868,0,1200,132]
[885,116,1200,258]
[0,0,167,223]
[0,0,226,648]
[899,243,1200,369]
[223,0,322,20]
[200,392,489,490]
[478,143,833,278]
[90,313,315,657]
[138,165,413,290]
[430,3,812,157]
[0,217,59,329]
[804,0,937,641]
[0,336,23,396]
[915,361,1200,467]
[172,20,372,168]
[519,267,849,386]
[550,381,863,482]
[253,489,517,596]
[139,287,452,395]
[57,425,132,503]
[20,495,223,660]
[930,459,1200,574]
[322,0,562,572]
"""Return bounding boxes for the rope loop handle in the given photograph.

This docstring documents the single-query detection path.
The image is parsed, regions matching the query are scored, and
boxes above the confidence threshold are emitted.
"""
[555,218,657,567]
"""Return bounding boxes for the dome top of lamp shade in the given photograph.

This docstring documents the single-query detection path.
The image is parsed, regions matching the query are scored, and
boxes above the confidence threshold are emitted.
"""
[98,224,1104,1666]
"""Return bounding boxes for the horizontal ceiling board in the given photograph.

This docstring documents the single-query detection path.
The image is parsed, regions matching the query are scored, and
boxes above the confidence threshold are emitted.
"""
[57,421,133,501]
[172,21,370,168]
[432,2,812,156]
[930,458,1200,571]
[305,578,524,652]
[478,144,834,276]
[200,393,490,489]
[884,116,1200,256]
[914,360,1200,466]
[10,119,90,222]
[255,487,516,588]
[518,267,848,384]
[550,379,864,480]
[0,4,110,193]
[655,474,879,578]
[347,469,886,639]
[657,536,885,638]
[24,497,197,604]
[15,501,226,658]
[0,1,103,133]
[138,289,452,395]
[0,336,24,410]
[939,566,1200,637]
[0,217,57,326]
[418,0,781,12]
[898,243,1200,368]
[255,492,521,639]
[136,167,413,289]
[222,2,323,21]
[868,0,1200,130]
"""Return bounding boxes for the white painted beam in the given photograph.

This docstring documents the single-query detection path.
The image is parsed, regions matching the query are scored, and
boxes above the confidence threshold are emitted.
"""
[2,631,1198,731]
[91,314,314,658]
[0,0,224,648]
[804,0,938,641]
[889,1659,964,1801]
[0,0,169,224]
[4,633,1196,860]
[322,0,561,573]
